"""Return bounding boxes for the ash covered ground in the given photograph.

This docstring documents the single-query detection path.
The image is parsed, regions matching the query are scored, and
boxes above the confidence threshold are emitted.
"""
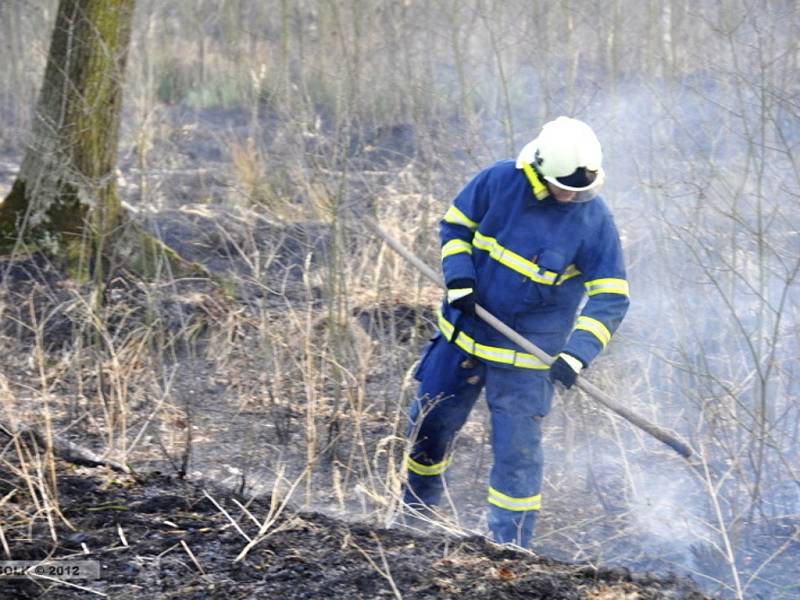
[1,466,708,599]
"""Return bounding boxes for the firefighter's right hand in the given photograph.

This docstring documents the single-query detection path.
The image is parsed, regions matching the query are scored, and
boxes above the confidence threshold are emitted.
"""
[446,278,477,315]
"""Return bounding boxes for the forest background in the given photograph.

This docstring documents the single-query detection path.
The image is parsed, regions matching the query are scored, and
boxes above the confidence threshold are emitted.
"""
[0,1,798,599]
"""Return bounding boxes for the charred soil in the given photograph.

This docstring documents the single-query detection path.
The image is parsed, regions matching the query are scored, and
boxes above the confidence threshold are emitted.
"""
[2,466,709,599]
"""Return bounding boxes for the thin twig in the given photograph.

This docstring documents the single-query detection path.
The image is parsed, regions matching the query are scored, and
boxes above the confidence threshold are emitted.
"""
[347,531,403,600]
[28,573,108,597]
[180,539,205,575]
[235,432,344,562]
[117,524,128,548]
[203,489,251,542]
[232,498,262,529]
[0,522,10,558]
[743,526,800,593]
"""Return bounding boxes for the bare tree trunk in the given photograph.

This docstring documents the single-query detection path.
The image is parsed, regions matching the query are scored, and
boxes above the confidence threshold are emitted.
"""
[608,0,621,96]
[1,1,25,134]
[0,0,135,276]
[561,2,580,115]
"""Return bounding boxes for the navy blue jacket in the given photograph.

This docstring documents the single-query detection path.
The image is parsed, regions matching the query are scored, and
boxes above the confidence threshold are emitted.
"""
[438,160,629,370]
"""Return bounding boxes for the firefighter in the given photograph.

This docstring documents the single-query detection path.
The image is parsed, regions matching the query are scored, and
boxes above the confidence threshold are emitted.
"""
[403,116,630,547]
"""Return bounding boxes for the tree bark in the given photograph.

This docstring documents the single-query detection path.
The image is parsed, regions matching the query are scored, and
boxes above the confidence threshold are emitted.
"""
[0,0,135,278]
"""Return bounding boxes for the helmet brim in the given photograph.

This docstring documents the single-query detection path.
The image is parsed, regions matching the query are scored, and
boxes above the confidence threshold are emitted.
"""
[544,167,605,192]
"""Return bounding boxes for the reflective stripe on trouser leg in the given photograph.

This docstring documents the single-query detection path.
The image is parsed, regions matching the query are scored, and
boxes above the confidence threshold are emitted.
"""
[404,335,485,508]
[485,365,552,548]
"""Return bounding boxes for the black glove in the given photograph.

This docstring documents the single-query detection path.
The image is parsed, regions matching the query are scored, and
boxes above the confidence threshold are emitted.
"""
[549,353,584,389]
[446,278,477,315]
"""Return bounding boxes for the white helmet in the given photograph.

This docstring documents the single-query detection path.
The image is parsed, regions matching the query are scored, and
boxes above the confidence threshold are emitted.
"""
[517,116,604,192]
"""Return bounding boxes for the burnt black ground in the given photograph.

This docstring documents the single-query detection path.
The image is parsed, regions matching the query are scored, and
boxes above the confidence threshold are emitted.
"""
[1,466,710,599]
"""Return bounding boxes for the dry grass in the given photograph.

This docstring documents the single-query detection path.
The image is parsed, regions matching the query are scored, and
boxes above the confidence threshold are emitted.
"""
[2,147,798,598]
[1,4,799,598]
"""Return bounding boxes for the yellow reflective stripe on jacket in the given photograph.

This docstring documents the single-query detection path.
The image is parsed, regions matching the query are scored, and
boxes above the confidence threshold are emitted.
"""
[473,231,580,286]
[520,162,549,201]
[437,311,549,370]
[443,205,478,230]
[575,315,612,348]
[585,278,629,297]
[487,486,542,511]
[441,238,473,259]
[407,455,450,476]
[561,264,582,284]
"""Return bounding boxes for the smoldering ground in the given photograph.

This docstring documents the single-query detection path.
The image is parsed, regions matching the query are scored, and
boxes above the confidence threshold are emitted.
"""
[2,2,799,599]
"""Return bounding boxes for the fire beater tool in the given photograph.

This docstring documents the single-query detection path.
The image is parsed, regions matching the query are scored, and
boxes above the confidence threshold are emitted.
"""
[361,214,694,461]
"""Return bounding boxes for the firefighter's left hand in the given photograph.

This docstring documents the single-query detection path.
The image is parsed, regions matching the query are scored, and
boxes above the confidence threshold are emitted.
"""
[446,278,477,315]
[549,353,584,389]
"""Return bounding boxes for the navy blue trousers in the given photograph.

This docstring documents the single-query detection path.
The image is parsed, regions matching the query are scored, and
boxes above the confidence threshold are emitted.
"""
[403,334,553,547]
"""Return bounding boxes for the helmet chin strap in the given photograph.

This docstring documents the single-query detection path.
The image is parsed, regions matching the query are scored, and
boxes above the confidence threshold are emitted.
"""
[522,161,602,204]
[520,161,550,201]
[572,189,601,203]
